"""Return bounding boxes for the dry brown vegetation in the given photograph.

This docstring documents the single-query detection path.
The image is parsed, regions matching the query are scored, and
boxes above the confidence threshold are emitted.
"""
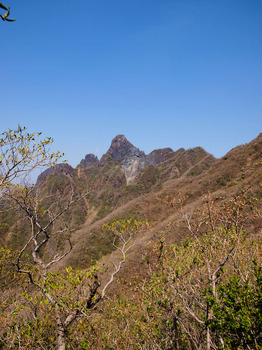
[1,130,262,349]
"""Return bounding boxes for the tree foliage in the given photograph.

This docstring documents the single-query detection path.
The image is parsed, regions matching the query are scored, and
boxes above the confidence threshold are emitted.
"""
[132,194,262,350]
[0,125,64,189]
[67,194,261,350]
[0,126,261,349]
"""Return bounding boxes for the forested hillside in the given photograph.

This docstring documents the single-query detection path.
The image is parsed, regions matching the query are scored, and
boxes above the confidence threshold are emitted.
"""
[0,127,261,349]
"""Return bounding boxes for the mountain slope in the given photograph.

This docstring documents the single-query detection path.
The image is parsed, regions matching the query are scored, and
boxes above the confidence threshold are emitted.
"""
[1,133,261,271]
[55,133,261,269]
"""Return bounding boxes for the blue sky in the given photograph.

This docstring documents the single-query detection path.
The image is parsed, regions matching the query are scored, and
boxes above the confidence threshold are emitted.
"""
[1,0,262,166]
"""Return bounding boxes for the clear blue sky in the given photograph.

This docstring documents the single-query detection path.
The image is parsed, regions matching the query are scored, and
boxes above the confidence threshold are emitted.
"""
[1,0,262,166]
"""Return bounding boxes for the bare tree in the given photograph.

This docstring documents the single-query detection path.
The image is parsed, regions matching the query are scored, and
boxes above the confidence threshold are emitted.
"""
[0,125,64,191]
[144,193,260,350]
[9,201,147,349]
[0,126,148,349]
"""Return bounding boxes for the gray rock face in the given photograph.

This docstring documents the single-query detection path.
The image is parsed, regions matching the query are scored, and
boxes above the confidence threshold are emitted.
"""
[100,135,147,183]
[100,135,145,162]
[80,154,99,168]
[100,135,177,183]
[121,156,148,184]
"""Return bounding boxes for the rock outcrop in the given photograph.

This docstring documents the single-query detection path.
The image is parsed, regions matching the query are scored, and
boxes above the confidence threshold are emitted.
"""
[80,154,99,168]
[100,135,145,163]
[146,148,175,166]
[37,163,74,182]
[100,135,148,183]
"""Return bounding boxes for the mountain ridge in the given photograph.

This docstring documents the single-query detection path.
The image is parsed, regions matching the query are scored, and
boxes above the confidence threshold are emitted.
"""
[2,133,261,270]
[52,132,262,269]
[76,134,214,184]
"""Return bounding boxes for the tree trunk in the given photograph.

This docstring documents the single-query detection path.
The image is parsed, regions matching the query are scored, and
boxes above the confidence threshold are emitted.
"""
[57,330,66,350]
[57,328,66,350]
[206,302,211,350]
[55,305,66,350]
[207,325,211,350]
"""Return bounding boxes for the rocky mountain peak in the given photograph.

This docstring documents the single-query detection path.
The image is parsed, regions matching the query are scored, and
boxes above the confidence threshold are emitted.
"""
[100,135,146,183]
[80,154,99,168]
[100,134,145,163]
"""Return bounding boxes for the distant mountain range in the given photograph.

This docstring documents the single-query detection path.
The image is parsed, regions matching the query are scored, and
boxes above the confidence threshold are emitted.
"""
[38,134,214,184]
[1,133,262,270]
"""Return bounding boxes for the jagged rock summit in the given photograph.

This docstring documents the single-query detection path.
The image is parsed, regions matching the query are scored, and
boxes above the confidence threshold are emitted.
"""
[100,135,148,183]
[100,135,145,163]
[80,154,99,167]
[80,135,191,183]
